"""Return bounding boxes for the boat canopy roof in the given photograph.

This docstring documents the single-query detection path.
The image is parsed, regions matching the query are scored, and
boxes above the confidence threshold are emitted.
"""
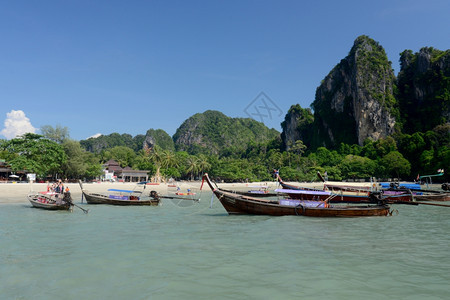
[275,188,331,195]
[107,188,137,194]
[379,183,420,189]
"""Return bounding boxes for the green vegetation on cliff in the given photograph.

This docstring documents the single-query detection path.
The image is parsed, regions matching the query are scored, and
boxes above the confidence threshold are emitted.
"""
[397,47,450,133]
[144,129,175,151]
[310,35,397,149]
[80,133,145,153]
[173,110,280,156]
[281,104,314,150]
[2,37,448,183]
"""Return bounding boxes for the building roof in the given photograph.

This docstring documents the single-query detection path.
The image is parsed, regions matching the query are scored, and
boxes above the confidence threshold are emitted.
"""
[103,159,149,176]
[104,159,122,172]
[105,159,120,166]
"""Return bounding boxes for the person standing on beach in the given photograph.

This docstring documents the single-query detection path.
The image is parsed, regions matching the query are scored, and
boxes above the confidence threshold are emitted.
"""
[58,180,64,194]
[54,180,64,195]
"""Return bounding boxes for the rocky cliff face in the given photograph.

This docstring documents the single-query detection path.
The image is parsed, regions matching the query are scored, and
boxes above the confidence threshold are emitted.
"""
[281,104,314,150]
[397,47,450,133]
[311,35,397,147]
[143,129,175,151]
[281,39,449,150]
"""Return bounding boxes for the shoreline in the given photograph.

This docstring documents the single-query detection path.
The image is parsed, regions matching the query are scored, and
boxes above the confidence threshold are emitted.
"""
[1,180,445,204]
[0,180,280,204]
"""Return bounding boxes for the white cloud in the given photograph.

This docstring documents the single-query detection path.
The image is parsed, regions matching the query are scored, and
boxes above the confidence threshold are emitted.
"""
[1,110,37,139]
[88,133,102,139]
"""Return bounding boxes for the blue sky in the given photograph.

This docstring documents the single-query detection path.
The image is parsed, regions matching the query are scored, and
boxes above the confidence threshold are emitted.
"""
[1,0,449,141]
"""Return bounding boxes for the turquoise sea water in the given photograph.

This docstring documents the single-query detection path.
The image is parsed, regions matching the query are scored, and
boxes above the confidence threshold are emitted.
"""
[1,192,450,300]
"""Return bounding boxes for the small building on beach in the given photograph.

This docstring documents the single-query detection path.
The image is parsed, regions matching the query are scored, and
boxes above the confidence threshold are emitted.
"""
[0,159,12,181]
[0,159,25,182]
[102,159,149,182]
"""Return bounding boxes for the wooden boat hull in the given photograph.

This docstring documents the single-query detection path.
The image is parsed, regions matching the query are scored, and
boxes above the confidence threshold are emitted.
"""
[214,190,389,217]
[280,179,413,203]
[27,194,72,211]
[278,180,371,202]
[384,193,413,203]
[414,193,450,201]
[82,191,159,206]
[202,174,390,217]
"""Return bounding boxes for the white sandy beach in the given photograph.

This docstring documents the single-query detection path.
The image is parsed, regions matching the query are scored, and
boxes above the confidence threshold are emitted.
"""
[0,180,285,204]
[0,181,190,204]
[3,179,432,205]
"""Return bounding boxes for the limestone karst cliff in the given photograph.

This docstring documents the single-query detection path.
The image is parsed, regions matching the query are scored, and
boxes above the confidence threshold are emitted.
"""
[281,104,314,150]
[282,35,399,149]
[312,35,398,147]
[397,47,450,133]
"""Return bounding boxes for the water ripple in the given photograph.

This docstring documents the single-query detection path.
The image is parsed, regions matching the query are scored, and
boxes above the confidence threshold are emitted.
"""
[1,195,449,299]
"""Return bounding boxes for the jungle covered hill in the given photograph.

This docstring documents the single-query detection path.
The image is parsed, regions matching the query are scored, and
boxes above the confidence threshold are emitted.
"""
[279,35,449,182]
[1,36,448,183]
[282,36,449,151]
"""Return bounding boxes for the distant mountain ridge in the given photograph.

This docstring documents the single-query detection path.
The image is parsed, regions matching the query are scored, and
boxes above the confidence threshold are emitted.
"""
[173,110,280,155]
[80,132,146,153]
[80,111,279,155]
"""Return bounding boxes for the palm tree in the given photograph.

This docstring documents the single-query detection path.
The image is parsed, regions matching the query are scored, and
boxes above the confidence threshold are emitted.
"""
[186,156,199,181]
[162,150,178,170]
[197,154,211,177]
[148,147,163,182]
[290,140,307,156]
[288,140,307,169]
[267,149,283,170]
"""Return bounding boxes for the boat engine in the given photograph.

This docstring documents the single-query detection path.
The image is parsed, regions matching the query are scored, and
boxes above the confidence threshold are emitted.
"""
[150,190,160,200]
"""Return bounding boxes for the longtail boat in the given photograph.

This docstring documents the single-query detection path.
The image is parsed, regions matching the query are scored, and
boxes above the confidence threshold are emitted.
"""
[78,181,160,206]
[380,171,450,201]
[414,192,450,201]
[27,192,74,211]
[202,174,391,217]
[380,182,450,201]
[276,174,372,202]
[383,186,450,202]
[276,174,413,203]
[203,178,280,197]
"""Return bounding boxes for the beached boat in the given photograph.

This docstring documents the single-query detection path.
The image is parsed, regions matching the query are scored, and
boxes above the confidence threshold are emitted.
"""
[277,174,413,203]
[380,182,450,201]
[276,174,372,202]
[388,188,450,202]
[78,181,160,206]
[386,171,450,201]
[202,174,391,217]
[443,183,450,191]
[274,188,334,201]
[175,192,196,196]
[196,179,279,197]
[167,184,200,198]
[27,192,73,211]
[414,193,450,201]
